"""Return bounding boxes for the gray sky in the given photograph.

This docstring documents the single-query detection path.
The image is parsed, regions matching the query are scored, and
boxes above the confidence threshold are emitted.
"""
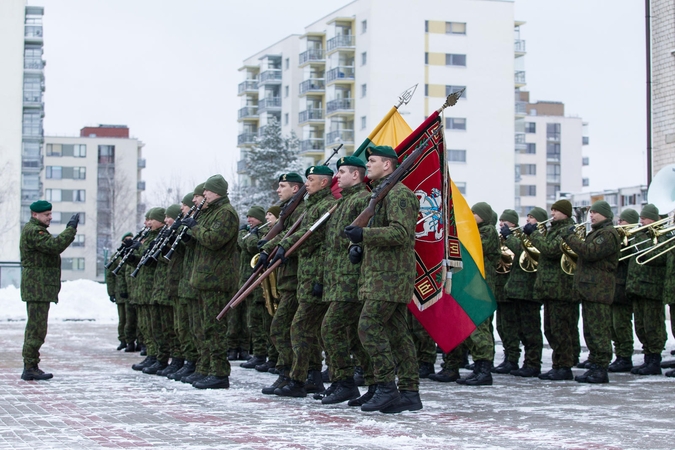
[38,0,648,202]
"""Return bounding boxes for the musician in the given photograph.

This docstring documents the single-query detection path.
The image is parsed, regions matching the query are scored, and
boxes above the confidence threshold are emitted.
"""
[106,232,133,351]
[562,201,621,383]
[663,239,675,377]
[266,205,281,227]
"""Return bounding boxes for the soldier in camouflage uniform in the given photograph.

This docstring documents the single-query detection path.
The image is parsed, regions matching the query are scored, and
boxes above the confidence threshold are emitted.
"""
[182,175,240,389]
[122,257,140,352]
[408,311,437,378]
[260,205,281,370]
[562,201,621,383]
[226,205,252,360]
[530,199,577,381]
[20,200,78,380]
[106,232,133,350]
[608,208,639,373]
[626,203,667,375]
[663,240,675,376]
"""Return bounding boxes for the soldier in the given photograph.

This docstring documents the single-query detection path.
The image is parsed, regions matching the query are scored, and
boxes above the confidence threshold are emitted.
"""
[608,208,639,373]
[663,237,675,376]
[343,145,421,413]
[20,201,78,380]
[106,232,133,351]
[181,174,239,389]
[530,199,577,381]
[562,201,621,383]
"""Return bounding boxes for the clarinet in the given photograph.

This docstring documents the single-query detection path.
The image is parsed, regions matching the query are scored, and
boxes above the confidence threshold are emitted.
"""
[112,227,150,276]
[106,227,149,269]
[130,225,169,278]
[150,205,196,261]
[164,198,206,261]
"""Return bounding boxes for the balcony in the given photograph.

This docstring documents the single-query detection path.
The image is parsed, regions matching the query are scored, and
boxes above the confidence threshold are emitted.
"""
[258,97,281,113]
[237,159,248,174]
[24,25,43,44]
[299,49,325,66]
[299,78,325,95]
[515,101,527,116]
[514,39,526,55]
[259,69,282,85]
[238,80,258,95]
[546,153,561,162]
[514,71,526,87]
[300,138,325,153]
[326,66,355,84]
[326,129,354,145]
[21,159,42,173]
[327,35,355,53]
[238,106,258,120]
[137,158,146,168]
[327,98,354,115]
[298,109,324,124]
[137,181,146,191]
[237,132,257,146]
[583,136,589,145]
[24,59,44,70]
[546,175,561,184]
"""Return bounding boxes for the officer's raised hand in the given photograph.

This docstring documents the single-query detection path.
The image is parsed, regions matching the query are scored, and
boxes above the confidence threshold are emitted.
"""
[66,213,80,229]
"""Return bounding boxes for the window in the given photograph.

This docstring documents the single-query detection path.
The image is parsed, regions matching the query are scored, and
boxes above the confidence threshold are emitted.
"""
[425,20,429,33]
[445,54,466,66]
[424,84,429,96]
[524,143,536,154]
[61,257,85,271]
[446,117,466,130]
[445,85,466,98]
[46,144,61,156]
[361,116,367,130]
[583,136,589,145]
[23,75,42,102]
[520,164,536,175]
[454,182,467,195]
[98,145,115,164]
[51,212,85,225]
[284,113,289,125]
[22,111,41,136]
[583,178,590,187]
[46,189,85,202]
[546,185,560,200]
[46,166,86,180]
[546,143,561,160]
[547,164,561,183]
[361,20,367,33]
[361,84,367,97]
[448,150,466,163]
[74,144,86,157]
[525,122,536,133]
[446,22,466,35]
[22,174,39,189]
[520,185,536,196]
[546,123,561,141]
[361,52,367,66]
[424,52,428,64]
[45,189,61,202]
[72,235,85,247]
[284,85,289,97]
[285,58,289,70]
[46,166,62,179]
[582,157,589,166]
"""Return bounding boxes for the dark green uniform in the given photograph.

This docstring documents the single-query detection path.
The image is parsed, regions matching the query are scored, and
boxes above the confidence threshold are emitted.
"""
[20,218,76,368]
[106,264,128,345]
[178,240,202,367]
[611,246,633,358]
[238,226,267,358]
[664,249,675,344]
[495,260,519,363]
[166,238,195,363]
[149,256,177,364]
[123,264,140,347]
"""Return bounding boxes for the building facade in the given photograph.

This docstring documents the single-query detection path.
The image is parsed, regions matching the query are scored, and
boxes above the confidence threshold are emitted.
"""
[42,125,145,281]
[561,185,649,221]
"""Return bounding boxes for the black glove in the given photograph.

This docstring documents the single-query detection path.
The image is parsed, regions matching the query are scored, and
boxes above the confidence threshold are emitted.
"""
[182,217,197,229]
[348,245,363,264]
[250,226,259,236]
[312,283,323,297]
[253,251,268,272]
[269,246,287,266]
[567,225,576,235]
[239,224,248,231]
[109,296,116,303]
[170,219,182,231]
[129,240,142,250]
[66,213,80,229]
[180,233,192,243]
[122,239,134,248]
[523,223,537,236]
[257,239,268,250]
[120,292,129,299]
[500,224,512,239]
[344,225,364,243]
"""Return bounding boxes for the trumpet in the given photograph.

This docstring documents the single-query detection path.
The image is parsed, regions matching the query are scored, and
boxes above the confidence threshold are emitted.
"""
[634,224,675,265]
[560,221,590,276]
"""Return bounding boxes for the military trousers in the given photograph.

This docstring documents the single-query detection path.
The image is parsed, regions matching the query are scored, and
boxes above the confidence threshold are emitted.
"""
[581,301,613,367]
[543,300,577,369]
[515,300,543,369]
[269,289,298,371]
[405,308,436,365]
[246,290,272,357]
[137,305,156,357]
[188,299,207,373]
[632,295,666,355]
[175,300,198,362]
[611,302,634,358]
[227,293,249,353]
[289,301,328,381]
[116,303,126,343]
[200,290,232,377]
[465,316,495,362]
[440,343,467,371]
[358,300,419,391]
[496,301,520,362]
[571,303,581,364]
[149,304,176,363]
[322,301,372,382]
[124,303,138,345]
[22,302,50,368]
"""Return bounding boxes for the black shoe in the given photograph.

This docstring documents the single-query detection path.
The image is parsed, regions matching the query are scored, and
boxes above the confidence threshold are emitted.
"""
[461,349,469,368]
[241,355,266,369]
[636,354,662,375]
[182,371,205,384]
[135,342,143,352]
[608,356,633,373]
[193,375,229,389]
[492,360,519,374]
[124,342,136,353]
[576,359,591,369]
[238,349,250,361]
[671,349,675,356]
[546,367,574,381]
[262,374,289,395]
[381,390,423,414]
[348,384,376,407]
[631,355,649,374]
[169,361,195,380]
[268,367,280,375]
[666,369,675,377]
[510,366,541,377]
[464,362,475,370]
[275,379,307,397]
[305,370,325,393]
[661,359,675,369]
[353,366,366,386]
[227,349,238,361]
[464,360,493,386]
[418,362,435,379]
[140,345,147,356]
[428,368,460,382]
[321,368,330,382]
[575,365,609,384]
[322,379,360,405]
[143,360,168,375]
[314,381,338,400]
[21,366,53,381]
[158,358,184,376]
[255,360,276,373]
[361,381,400,412]
[132,356,156,371]
[117,341,127,351]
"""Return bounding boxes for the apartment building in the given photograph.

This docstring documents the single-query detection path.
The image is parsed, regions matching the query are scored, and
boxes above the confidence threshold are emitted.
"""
[562,185,648,220]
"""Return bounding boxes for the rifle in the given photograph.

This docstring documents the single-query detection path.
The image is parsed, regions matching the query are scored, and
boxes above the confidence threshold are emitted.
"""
[130,225,169,278]
[111,227,151,276]
[164,197,207,261]
[217,204,338,320]
[106,227,149,270]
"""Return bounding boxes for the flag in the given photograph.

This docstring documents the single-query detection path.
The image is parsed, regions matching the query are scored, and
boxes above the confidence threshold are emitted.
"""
[352,107,413,161]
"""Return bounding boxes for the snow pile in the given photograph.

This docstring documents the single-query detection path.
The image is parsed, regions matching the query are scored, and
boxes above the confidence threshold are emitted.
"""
[0,279,117,323]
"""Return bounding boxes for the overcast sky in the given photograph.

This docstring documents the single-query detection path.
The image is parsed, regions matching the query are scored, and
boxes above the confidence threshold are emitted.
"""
[37,0,648,202]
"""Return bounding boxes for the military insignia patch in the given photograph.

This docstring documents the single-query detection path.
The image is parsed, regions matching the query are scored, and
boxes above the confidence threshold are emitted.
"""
[595,236,605,245]
[213,221,222,230]
[399,199,407,208]
[309,167,315,174]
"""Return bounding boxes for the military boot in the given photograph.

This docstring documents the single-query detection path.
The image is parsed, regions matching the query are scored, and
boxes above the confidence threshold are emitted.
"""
[305,370,325,394]
[193,375,229,389]
[381,390,423,414]
[608,356,633,373]
[456,364,479,384]
[21,366,53,381]
[353,366,366,386]
[348,384,376,407]
[630,354,649,374]
[255,360,276,373]
[140,345,147,356]
[510,366,541,377]
[169,360,195,380]
[262,373,289,395]
[665,369,675,377]
[124,342,136,353]
[418,362,435,379]
[547,367,573,381]
[428,368,460,382]
[238,349,250,361]
[321,378,360,405]
[241,355,266,369]
[361,381,400,412]
[143,360,168,375]
[275,379,307,397]
[314,381,338,400]
[576,359,591,369]
[492,360,519,375]
[135,342,143,352]
[117,341,127,351]
[575,364,609,383]
[636,354,662,375]
[464,360,493,386]
[132,355,156,371]
[182,371,206,384]
[321,368,330,382]
[158,358,184,376]
[227,349,238,361]
[660,358,675,369]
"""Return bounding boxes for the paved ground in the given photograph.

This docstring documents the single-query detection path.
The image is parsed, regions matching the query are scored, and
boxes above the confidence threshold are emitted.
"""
[0,321,674,449]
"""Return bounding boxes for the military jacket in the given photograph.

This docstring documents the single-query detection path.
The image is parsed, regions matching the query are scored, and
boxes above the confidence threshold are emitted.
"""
[625,229,667,301]
[323,183,369,303]
[504,234,539,302]
[127,228,161,305]
[279,187,337,303]
[478,222,501,294]
[529,217,576,302]
[106,265,128,304]
[563,218,620,305]
[164,237,183,301]
[358,178,418,304]
[238,226,261,284]
[20,218,76,303]
[189,196,240,292]
[151,251,172,306]
[262,199,305,292]
[664,249,675,305]
[177,241,199,301]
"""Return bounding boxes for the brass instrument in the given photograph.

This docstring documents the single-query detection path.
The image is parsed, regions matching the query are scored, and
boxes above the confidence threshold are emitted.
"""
[243,221,271,240]
[512,218,552,273]
[560,221,590,276]
[618,217,673,261]
[250,253,279,316]
[615,223,641,247]
[635,224,675,265]
[497,236,514,274]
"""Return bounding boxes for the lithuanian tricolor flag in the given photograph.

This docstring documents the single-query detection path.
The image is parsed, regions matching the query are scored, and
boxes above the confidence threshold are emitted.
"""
[352,107,412,161]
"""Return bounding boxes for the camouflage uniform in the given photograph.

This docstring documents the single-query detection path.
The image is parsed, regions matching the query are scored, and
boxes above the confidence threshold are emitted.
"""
[563,218,621,367]
[189,196,240,377]
[357,179,420,391]
[166,238,197,363]
[20,218,76,368]
[495,268,520,363]
[611,248,633,358]
[121,265,139,346]
[106,264,127,344]
[238,226,267,357]
[664,249,675,342]
[178,240,202,368]
[529,217,578,369]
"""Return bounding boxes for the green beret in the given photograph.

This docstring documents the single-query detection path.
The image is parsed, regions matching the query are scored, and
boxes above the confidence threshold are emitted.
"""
[619,208,639,224]
[527,207,548,223]
[336,156,366,169]
[551,199,573,218]
[590,201,613,220]
[204,175,229,196]
[366,145,397,159]
[247,206,266,223]
[640,203,660,221]
[267,205,281,218]
[148,207,166,222]
[471,202,493,223]
[278,172,304,184]
[121,232,133,240]
[30,200,52,213]
[193,183,206,196]
[500,209,519,226]
[165,204,182,220]
[305,165,334,177]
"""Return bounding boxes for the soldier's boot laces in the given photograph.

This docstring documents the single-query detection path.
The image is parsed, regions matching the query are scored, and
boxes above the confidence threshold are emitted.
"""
[361,381,400,412]
[305,370,325,393]
[429,368,460,382]
[608,356,633,373]
[21,366,53,381]
[464,360,493,386]
[381,390,423,414]
[418,362,436,379]
[275,379,307,397]
[456,363,481,385]
[116,341,127,351]
[321,378,360,405]
[193,375,229,390]
[262,374,289,395]
[132,355,156,371]
[575,364,609,384]
[314,381,338,400]
[636,354,662,375]
[348,384,376,407]
[547,367,573,381]
[492,360,519,375]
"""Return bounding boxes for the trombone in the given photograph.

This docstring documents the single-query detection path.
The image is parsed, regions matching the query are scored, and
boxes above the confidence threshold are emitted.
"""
[618,217,673,261]
[635,224,675,265]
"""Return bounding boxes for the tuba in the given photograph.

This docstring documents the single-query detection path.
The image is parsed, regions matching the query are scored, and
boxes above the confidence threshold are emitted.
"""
[250,253,279,316]
[560,222,589,275]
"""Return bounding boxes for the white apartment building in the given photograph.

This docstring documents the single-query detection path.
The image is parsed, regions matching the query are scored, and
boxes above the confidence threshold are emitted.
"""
[237,0,517,213]
[43,125,145,281]
[561,185,648,220]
